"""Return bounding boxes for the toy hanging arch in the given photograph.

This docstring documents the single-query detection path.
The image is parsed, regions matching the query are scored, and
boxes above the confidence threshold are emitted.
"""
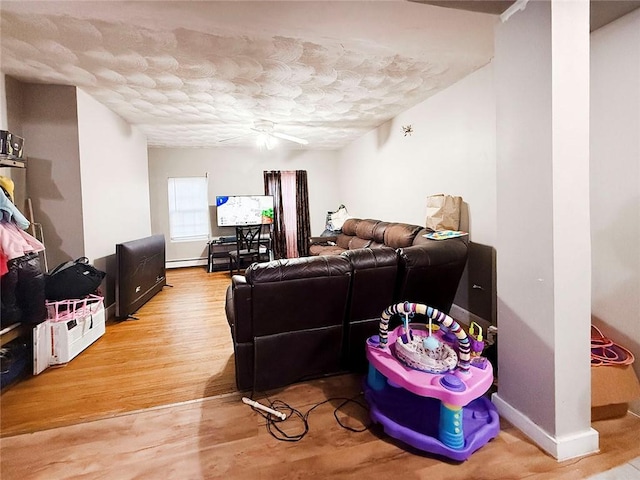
[378,302,471,373]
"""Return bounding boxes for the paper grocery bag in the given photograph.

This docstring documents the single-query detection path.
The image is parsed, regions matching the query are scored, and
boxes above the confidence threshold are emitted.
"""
[426,194,462,231]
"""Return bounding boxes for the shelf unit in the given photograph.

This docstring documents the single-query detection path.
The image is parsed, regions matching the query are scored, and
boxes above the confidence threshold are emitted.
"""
[0,154,26,168]
[207,239,237,272]
[0,323,30,347]
[207,234,272,273]
[1,152,31,389]
[1,153,28,347]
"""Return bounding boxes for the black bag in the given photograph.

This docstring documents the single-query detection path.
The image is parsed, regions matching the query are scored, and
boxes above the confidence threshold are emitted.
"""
[45,257,106,301]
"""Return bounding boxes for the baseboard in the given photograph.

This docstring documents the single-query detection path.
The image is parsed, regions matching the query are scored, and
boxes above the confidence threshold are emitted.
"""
[105,302,115,321]
[492,393,600,461]
[166,259,207,269]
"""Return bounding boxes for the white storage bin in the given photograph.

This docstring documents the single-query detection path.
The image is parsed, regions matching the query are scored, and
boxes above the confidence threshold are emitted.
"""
[48,296,105,364]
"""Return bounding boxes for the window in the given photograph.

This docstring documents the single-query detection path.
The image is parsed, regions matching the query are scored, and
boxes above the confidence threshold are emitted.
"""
[167,176,209,242]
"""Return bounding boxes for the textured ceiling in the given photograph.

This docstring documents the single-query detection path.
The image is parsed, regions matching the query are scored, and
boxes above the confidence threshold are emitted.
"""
[415,0,640,31]
[0,1,497,149]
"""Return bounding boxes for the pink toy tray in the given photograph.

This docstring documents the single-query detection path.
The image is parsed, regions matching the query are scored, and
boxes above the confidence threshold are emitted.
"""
[366,324,494,406]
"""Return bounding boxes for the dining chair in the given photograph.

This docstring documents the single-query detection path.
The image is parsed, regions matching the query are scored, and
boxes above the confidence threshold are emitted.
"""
[229,224,263,274]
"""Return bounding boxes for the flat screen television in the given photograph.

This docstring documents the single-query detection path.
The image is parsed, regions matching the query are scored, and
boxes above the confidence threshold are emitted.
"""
[216,195,274,227]
[115,234,166,319]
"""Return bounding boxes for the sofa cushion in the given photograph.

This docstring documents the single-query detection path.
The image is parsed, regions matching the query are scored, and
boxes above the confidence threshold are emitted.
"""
[246,256,351,336]
[411,228,436,246]
[309,244,346,256]
[336,233,353,250]
[355,219,380,240]
[372,221,390,243]
[253,326,343,391]
[342,246,399,371]
[342,247,399,323]
[383,223,422,249]
[341,218,361,235]
[349,236,371,249]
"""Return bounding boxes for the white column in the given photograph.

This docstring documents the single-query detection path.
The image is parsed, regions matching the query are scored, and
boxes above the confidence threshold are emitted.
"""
[493,0,598,460]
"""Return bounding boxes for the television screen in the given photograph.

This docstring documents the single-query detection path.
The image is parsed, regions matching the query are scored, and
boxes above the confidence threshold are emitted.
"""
[216,195,274,227]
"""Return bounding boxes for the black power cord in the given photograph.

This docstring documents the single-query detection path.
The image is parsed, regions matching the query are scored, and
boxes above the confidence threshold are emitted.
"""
[245,393,371,442]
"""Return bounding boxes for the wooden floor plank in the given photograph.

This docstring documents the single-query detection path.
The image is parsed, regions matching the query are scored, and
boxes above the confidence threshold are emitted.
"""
[2,376,639,479]
[1,267,236,437]
[2,266,639,479]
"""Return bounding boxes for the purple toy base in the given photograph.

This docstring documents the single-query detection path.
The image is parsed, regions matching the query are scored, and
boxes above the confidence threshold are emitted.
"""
[364,381,500,462]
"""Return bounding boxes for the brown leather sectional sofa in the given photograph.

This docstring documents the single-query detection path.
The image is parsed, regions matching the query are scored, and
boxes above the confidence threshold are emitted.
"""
[225,218,468,392]
[309,218,423,256]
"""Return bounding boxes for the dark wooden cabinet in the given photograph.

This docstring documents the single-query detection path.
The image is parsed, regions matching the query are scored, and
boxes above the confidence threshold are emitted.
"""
[453,241,496,325]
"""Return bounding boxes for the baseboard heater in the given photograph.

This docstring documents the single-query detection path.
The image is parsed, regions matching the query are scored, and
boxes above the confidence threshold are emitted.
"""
[116,234,167,320]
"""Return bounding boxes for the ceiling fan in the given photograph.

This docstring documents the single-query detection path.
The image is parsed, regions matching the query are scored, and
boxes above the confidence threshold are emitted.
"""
[219,120,308,149]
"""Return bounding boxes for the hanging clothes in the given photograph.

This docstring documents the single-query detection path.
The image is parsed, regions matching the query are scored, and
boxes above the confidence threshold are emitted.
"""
[0,191,30,230]
[0,194,47,328]
[0,219,44,261]
[1,252,47,327]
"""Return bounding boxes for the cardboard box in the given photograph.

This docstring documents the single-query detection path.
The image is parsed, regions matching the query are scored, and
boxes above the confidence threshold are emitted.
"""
[591,364,640,421]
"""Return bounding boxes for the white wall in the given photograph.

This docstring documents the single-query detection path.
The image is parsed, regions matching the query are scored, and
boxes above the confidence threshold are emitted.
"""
[148,147,340,262]
[493,0,595,460]
[76,88,151,260]
[590,9,640,415]
[2,80,152,308]
[0,75,6,130]
[16,83,151,271]
[337,64,497,247]
[21,84,85,270]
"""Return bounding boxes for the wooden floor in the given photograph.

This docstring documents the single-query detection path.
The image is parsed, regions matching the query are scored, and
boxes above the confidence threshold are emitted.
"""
[2,266,640,479]
[2,374,640,479]
[1,267,237,437]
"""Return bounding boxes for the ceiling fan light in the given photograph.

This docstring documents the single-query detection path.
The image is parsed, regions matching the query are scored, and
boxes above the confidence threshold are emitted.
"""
[256,132,277,150]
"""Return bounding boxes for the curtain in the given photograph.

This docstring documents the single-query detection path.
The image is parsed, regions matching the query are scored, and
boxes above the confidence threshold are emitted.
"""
[281,172,298,258]
[264,170,311,259]
[295,170,311,257]
[264,171,286,259]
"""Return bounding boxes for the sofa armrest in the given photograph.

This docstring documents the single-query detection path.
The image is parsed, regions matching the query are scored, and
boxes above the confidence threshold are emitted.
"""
[396,239,468,313]
[400,237,468,267]
[225,275,253,343]
[231,274,247,287]
[412,227,470,246]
